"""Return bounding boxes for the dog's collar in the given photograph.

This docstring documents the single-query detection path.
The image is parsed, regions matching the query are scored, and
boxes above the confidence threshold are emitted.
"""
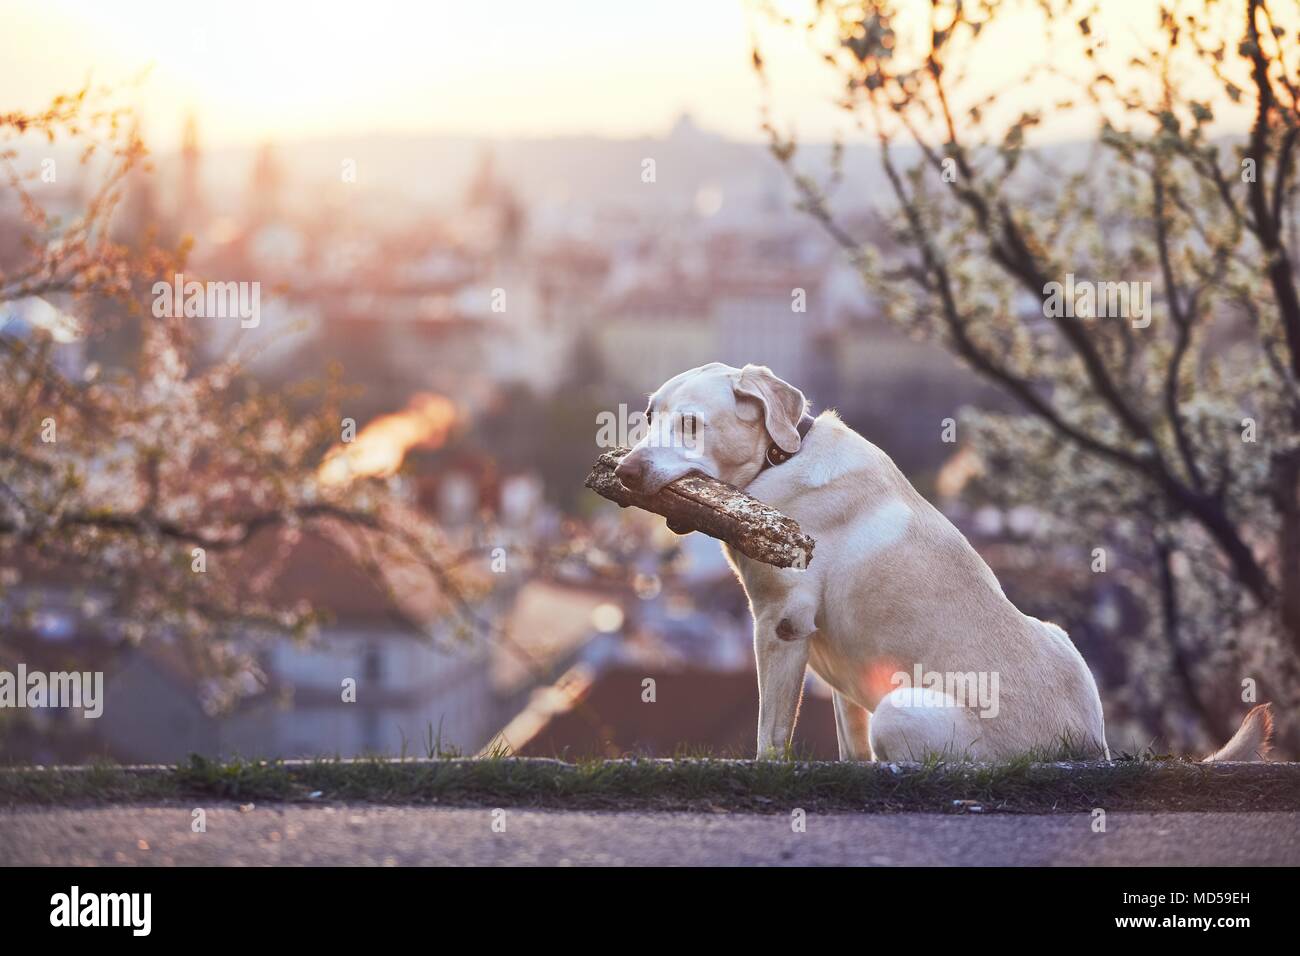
[760,413,816,471]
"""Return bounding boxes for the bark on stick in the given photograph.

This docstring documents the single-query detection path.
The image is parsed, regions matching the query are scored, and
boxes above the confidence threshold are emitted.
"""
[584,447,815,569]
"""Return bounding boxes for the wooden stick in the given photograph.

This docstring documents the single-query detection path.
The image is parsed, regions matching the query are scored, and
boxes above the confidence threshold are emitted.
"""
[584,447,815,569]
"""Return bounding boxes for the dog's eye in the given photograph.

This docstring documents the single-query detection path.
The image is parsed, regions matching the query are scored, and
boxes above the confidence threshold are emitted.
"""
[644,404,654,424]
[681,413,699,441]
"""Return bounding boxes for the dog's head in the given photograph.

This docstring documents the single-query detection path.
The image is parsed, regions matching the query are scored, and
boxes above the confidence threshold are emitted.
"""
[614,362,808,495]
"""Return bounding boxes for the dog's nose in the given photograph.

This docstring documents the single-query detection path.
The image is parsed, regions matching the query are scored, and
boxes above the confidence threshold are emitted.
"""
[614,454,648,491]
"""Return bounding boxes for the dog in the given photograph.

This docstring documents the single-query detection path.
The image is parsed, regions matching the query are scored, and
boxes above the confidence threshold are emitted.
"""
[615,362,1274,762]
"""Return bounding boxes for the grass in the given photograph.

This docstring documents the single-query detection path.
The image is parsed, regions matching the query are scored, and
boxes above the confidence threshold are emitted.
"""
[2,754,1298,813]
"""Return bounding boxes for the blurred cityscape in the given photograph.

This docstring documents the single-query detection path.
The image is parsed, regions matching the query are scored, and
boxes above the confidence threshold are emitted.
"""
[2,113,1140,765]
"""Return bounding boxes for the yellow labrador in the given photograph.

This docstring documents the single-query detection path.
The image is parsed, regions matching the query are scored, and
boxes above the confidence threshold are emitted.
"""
[615,362,1272,762]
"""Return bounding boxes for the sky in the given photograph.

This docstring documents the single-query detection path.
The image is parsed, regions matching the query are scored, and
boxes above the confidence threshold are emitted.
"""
[0,0,1257,151]
[3,0,839,146]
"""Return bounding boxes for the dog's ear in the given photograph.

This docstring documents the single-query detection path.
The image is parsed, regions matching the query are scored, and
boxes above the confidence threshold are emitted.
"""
[733,365,807,454]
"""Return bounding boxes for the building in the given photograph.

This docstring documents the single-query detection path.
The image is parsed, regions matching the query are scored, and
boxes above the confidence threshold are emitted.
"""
[504,664,837,760]
[596,285,715,394]
[96,527,503,762]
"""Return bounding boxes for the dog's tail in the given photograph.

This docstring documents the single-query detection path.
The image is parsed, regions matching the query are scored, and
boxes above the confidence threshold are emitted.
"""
[1202,703,1274,762]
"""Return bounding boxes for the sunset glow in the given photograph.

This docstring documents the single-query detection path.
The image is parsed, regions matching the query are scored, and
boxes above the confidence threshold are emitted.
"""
[318,392,458,487]
[3,0,1255,148]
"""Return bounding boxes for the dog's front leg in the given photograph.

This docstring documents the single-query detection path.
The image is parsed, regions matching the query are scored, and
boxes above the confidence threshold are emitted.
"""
[754,626,810,758]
